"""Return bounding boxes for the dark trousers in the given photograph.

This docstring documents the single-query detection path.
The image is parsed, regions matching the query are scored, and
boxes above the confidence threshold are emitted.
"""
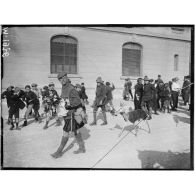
[157,94,161,109]
[129,89,133,99]
[171,91,179,109]
[134,97,141,110]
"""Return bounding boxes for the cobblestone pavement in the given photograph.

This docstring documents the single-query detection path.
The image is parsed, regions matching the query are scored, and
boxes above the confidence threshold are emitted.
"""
[1,98,191,169]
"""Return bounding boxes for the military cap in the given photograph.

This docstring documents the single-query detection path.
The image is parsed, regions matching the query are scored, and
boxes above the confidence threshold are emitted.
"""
[96,77,103,83]
[57,72,67,80]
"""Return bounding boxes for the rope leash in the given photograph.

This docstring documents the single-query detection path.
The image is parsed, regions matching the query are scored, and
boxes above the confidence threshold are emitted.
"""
[91,117,148,169]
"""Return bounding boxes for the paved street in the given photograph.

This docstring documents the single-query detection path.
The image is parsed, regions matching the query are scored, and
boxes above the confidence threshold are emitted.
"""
[1,98,191,169]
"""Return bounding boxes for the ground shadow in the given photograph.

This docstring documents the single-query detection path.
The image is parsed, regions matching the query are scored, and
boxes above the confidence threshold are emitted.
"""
[172,114,190,125]
[61,126,91,155]
[113,122,149,134]
[137,150,191,169]
[177,109,190,116]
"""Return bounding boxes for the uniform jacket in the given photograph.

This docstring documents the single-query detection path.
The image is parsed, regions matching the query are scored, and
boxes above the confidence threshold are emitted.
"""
[94,83,107,106]
[142,83,156,101]
[61,83,82,108]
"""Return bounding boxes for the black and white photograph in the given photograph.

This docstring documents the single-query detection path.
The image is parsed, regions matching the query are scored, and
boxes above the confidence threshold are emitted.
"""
[0,25,194,170]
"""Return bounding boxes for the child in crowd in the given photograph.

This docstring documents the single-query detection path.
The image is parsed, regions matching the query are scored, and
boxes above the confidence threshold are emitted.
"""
[1,86,15,124]
[80,83,89,105]
[42,83,61,129]
[9,87,25,130]
[22,85,40,126]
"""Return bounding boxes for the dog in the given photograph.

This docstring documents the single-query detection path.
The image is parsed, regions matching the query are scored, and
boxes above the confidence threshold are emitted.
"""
[116,102,149,136]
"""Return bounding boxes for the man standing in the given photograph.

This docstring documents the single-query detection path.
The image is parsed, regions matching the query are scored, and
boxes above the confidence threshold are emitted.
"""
[134,78,143,110]
[155,74,163,85]
[90,77,107,126]
[51,72,86,158]
[155,75,164,109]
[141,76,156,120]
[171,77,181,111]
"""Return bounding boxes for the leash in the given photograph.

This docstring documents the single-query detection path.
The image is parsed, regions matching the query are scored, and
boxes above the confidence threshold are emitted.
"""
[91,117,146,169]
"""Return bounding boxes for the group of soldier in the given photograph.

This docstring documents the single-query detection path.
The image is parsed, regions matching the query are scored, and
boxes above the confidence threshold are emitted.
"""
[123,74,191,120]
[1,72,191,158]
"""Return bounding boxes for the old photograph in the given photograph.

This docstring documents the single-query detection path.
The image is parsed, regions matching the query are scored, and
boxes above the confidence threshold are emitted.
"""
[0,25,193,169]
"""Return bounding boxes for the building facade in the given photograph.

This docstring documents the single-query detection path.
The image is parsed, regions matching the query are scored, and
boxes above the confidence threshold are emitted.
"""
[2,26,191,98]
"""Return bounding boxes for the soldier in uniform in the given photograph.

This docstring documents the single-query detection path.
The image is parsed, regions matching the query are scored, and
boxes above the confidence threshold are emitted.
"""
[90,77,107,126]
[141,76,156,120]
[134,78,143,110]
[51,72,86,158]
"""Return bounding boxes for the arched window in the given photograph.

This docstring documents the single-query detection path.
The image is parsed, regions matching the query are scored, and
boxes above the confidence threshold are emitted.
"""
[51,35,77,74]
[122,42,142,76]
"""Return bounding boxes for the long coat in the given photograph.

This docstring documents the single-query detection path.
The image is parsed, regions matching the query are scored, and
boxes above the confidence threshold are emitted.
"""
[134,83,143,110]
[94,83,107,106]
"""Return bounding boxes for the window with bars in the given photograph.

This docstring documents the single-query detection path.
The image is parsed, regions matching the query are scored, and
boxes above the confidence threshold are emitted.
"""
[122,42,142,77]
[174,54,179,71]
[51,35,77,74]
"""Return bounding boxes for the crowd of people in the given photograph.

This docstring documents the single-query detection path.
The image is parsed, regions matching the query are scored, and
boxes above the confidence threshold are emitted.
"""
[1,73,192,157]
[123,75,191,120]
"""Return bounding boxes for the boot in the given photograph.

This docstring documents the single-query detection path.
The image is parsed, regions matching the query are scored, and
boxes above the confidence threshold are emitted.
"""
[51,136,69,158]
[22,120,27,127]
[90,112,97,126]
[101,111,108,125]
[74,133,86,154]
[10,122,15,130]
[43,121,49,129]
[55,119,62,126]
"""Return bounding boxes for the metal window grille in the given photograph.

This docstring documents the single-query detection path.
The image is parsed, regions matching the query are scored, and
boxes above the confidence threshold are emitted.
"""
[51,35,77,74]
[122,42,142,76]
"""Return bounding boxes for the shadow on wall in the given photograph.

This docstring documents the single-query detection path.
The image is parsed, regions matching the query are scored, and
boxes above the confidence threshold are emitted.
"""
[137,150,191,169]
[172,114,190,125]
